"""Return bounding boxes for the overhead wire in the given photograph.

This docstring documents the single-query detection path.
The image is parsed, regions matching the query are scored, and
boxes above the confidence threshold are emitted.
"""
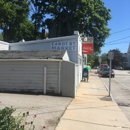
[110,28,130,35]
[103,28,130,45]
[105,35,130,44]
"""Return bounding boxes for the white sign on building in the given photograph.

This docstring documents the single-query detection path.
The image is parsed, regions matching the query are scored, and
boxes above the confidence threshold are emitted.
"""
[50,41,76,51]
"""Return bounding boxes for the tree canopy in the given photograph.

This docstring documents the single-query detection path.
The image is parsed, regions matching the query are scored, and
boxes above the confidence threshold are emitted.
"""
[101,53,108,64]
[31,0,111,52]
[0,0,111,51]
[0,0,38,42]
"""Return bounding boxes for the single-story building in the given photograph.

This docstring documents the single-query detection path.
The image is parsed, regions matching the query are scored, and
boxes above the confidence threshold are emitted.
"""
[0,50,79,97]
[9,31,83,83]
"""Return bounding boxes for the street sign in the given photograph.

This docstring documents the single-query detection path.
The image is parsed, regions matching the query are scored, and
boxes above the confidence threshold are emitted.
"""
[108,52,114,59]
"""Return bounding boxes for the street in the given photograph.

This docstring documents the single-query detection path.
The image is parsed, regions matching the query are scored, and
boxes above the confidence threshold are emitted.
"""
[100,69,130,122]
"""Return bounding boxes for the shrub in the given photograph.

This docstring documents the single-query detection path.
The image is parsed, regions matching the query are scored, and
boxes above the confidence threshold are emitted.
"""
[0,107,37,130]
[0,107,16,130]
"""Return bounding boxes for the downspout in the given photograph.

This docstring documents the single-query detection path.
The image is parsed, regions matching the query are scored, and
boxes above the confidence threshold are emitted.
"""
[58,61,61,94]
[44,67,46,94]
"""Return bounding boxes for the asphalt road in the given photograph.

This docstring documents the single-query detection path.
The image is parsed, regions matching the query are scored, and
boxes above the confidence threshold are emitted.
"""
[100,69,130,122]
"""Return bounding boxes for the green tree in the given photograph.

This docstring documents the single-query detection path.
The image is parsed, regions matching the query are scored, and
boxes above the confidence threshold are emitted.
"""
[101,53,108,64]
[0,0,38,42]
[0,33,3,40]
[87,54,99,68]
[31,0,111,53]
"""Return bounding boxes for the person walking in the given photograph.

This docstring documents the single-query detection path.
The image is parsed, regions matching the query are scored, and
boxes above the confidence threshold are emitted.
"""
[86,63,91,80]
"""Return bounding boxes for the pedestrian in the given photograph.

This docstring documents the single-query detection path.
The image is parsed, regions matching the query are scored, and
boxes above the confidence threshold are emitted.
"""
[86,63,91,80]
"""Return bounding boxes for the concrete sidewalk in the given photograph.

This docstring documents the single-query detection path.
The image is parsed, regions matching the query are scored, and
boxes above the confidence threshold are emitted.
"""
[55,71,130,130]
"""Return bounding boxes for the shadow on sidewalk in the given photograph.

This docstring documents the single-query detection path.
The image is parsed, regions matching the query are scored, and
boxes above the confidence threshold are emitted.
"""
[100,96,112,101]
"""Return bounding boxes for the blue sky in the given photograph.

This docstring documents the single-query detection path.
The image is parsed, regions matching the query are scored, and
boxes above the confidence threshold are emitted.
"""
[101,0,130,54]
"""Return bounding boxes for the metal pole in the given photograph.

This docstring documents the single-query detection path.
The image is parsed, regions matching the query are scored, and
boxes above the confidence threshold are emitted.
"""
[44,67,46,94]
[109,59,112,96]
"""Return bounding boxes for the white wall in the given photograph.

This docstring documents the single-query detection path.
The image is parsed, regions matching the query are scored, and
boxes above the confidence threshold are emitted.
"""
[0,41,9,50]
[62,51,70,61]
[0,60,60,93]
[9,33,83,83]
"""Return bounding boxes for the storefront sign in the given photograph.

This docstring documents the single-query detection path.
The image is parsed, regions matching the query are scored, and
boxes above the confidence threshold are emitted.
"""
[51,41,76,51]
[82,43,93,54]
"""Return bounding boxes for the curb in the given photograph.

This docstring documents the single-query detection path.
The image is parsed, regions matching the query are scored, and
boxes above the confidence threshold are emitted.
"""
[100,77,115,102]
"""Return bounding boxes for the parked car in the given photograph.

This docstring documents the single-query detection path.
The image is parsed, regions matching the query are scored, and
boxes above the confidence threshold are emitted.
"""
[94,66,99,69]
[116,66,123,70]
[100,64,109,71]
[99,68,115,78]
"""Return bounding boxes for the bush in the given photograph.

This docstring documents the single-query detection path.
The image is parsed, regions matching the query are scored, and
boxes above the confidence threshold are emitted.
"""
[0,107,37,130]
[0,107,16,130]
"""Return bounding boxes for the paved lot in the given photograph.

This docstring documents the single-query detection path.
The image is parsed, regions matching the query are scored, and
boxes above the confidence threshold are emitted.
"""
[0,93,72,130]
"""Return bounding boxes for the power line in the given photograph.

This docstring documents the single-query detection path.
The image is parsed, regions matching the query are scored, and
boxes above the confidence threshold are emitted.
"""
[105,41,129,45]
[111,28,130,35]
[105,35,130,44]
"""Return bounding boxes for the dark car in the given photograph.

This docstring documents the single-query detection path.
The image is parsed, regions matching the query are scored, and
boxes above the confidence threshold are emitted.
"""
[116,66,123,70]
[99,68,115,78]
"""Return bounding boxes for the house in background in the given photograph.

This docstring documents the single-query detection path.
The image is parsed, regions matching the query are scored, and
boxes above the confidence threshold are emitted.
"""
[122,43,130,69]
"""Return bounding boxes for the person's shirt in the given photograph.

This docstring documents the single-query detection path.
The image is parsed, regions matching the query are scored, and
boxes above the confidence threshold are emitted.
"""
[86,65,91,72]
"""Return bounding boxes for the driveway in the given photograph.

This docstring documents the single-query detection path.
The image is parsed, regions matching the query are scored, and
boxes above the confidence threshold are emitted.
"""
[0,93,72,130]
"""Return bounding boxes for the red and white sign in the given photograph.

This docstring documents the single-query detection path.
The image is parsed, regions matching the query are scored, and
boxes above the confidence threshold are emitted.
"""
[82,43,94,54]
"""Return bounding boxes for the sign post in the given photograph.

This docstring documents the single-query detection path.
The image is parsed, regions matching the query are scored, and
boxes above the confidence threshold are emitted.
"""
[98,57,101,69]
[108,51,114,97]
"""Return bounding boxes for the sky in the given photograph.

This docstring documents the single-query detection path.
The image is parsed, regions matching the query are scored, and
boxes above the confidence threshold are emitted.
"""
[101,0,130,54]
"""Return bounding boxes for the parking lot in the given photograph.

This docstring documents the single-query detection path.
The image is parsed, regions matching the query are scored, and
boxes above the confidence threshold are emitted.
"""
[0,93,72,130]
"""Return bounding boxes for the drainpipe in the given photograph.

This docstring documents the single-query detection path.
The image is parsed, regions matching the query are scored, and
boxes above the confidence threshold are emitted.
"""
[44,67,46,94]
[58,61,61,94]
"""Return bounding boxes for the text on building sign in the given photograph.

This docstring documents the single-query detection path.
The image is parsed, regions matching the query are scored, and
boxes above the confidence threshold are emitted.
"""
[50,41,76,51]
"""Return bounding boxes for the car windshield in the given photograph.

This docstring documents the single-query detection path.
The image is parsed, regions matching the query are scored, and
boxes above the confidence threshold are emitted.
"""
[101,65,108,68]
[103,68,113,72]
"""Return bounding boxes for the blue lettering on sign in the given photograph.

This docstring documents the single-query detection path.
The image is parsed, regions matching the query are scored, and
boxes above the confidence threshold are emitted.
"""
[69,42,72,45]
[62,42,65,45]
[57,46,60,50]
[51,42,76,51]
[52,46,56,50]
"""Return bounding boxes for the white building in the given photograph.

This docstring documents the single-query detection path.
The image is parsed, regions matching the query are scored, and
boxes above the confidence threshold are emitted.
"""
[122,43,130,68]
[0,31,83,97]
[9,31,83,83]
